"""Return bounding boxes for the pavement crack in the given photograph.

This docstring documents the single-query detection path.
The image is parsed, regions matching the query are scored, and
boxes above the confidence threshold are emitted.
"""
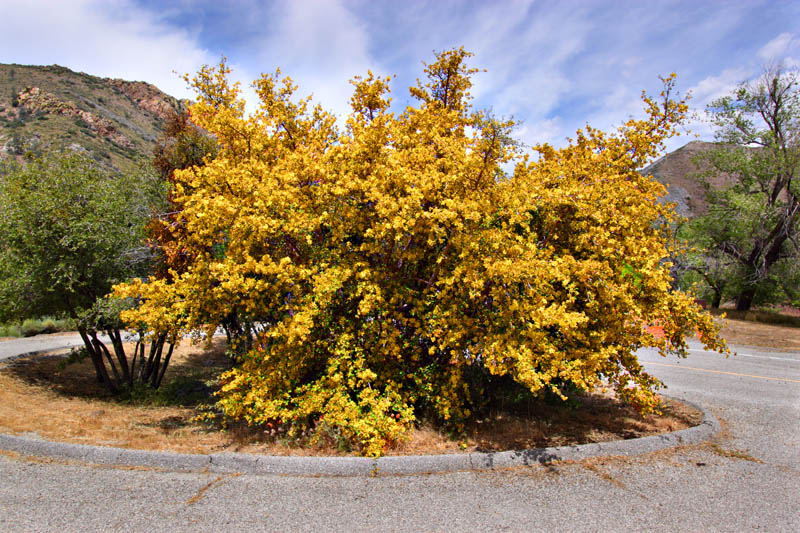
[707,443,764,463]
[185,473,240,505]
[583,463,626,489]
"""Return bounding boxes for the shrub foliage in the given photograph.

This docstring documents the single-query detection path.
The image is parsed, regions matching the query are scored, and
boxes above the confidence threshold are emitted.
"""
[116,49,727,455]
[0,152,174,393]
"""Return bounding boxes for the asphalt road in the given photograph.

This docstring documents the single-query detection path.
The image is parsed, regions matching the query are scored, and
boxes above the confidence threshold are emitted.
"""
[0,337,798,532]
[0,333,88,362]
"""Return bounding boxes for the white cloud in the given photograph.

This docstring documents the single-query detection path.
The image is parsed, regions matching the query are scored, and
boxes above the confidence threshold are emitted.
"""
[515,117,564,148]
[2,0,796,158]
[689,67,749,108]
[466,2,588,117]
[0,0,216,100]
[241,0,381,119]
[758,32,799,64]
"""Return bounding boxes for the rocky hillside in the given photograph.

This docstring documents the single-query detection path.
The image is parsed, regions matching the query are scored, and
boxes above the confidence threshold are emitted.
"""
[0,64,732,213]
[0,63,188,171]
[643,140,739,218]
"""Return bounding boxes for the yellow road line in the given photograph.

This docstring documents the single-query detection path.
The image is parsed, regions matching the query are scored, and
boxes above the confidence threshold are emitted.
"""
[646,361,800,384]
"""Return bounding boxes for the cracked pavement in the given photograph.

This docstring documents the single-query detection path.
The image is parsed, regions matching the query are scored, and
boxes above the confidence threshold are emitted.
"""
[0,338,798,531]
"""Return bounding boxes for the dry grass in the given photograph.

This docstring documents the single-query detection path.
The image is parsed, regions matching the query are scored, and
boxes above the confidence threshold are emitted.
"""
[0,339,703,457]
[709,316,800,351]
[708,444,763,463]
[384,395,698,456]
[0,339,236,454]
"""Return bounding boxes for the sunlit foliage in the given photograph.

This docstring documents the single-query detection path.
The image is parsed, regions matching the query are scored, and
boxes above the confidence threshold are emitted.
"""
[115,49,727,456]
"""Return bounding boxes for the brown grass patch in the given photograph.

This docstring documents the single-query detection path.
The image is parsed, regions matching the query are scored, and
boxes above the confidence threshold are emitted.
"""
[0,341,702,457]
[708,316,800,351]
[387,391,700,456]
[0,339,235,454]
[708,443,763,463]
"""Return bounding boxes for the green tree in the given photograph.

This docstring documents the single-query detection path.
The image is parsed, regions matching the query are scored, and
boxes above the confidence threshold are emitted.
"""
[690,66,800,311]
[0,151,174,392]
[678,217,741,308]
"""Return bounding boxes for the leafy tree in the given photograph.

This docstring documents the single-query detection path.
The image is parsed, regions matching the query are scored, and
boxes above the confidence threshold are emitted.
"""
[116,50,726,456]
[688,66,800,311]
[0,152,174,392]
[149,109,262,353]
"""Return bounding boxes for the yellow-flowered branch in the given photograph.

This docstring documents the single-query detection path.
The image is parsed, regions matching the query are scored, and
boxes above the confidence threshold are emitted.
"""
[114,49,727,456]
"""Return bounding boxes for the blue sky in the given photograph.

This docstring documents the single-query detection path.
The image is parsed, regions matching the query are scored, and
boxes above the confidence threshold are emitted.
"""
[1,0,798,153]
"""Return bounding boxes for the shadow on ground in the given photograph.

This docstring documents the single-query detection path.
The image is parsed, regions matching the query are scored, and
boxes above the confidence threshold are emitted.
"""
[0,340,702,455]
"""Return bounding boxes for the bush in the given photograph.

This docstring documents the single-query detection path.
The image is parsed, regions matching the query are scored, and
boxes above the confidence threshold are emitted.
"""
[0,316,75,338]
[56,346,91,370]
[20,318,44,337]
[117,50,727,456]
[40,318,57,333]
[120,376,213,407]
[54,317,77,331]
[0,324,22,337]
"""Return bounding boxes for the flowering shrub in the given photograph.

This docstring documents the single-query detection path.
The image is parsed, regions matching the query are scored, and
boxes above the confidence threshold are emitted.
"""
[115,49,727,456]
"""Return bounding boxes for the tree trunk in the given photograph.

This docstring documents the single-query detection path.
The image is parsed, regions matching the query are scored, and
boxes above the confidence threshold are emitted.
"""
[108,329,131,385]
[155,342,175,388]
[735,286,756,311]
[91,333,121,387]
[711,289,722,309]
[78,328,117,393]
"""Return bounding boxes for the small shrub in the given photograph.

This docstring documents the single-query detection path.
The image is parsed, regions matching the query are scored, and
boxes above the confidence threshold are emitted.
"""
[0,317,74,338]
[40,318,57,334]
[54,317,77,331]
[20,318,44,337]
[56,346,91,370]
[157,376,214,406]
[8,134,25,155]
[121,377,213,407]
[0,324,22,337]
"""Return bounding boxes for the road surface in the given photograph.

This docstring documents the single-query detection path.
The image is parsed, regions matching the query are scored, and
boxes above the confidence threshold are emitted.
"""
[0,337,797,531]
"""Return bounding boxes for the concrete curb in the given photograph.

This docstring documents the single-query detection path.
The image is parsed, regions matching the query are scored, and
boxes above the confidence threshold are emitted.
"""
[0,346,720,476]
[0,398,719,477]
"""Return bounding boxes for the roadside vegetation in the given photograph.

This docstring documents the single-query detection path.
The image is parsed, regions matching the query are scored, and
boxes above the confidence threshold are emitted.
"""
[0,339,702,456]
[678,66,799,311]
[4,50,796,458]
[115,49,726,456]
[0,151,179,393]
[0,317,76,338]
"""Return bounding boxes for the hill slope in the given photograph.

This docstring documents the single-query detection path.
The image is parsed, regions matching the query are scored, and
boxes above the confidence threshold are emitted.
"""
[0,63,187,171]
[643,140,740,218]
[0,65,731,213]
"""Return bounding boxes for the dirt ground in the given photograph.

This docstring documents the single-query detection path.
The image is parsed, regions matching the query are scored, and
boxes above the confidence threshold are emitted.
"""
[0,316,793,457]
[710,316,800,351]
[0,338,702,457]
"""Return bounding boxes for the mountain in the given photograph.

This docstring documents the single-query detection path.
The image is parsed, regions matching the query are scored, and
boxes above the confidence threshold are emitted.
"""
[0,64,731,211]
[643,140,739,218]
[0,63,188,172]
